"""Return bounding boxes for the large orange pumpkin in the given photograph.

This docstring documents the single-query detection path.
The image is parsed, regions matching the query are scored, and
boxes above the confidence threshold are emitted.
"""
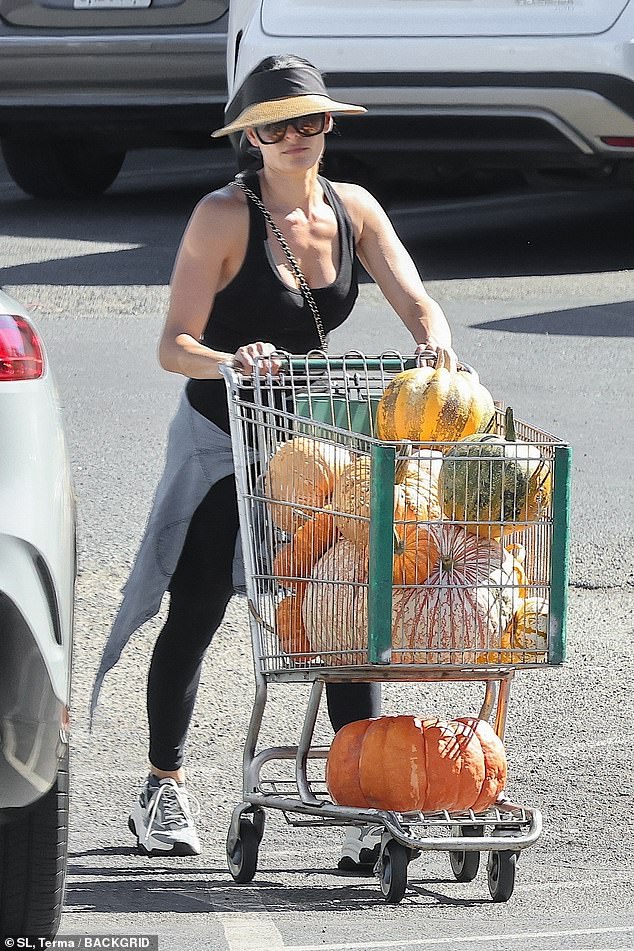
[264,437,350,532]
[376,350,495,444]
[326,715,507,813]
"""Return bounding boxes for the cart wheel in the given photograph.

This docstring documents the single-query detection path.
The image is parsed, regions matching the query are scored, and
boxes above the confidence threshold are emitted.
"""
[378,840,408,904]
[252,808,265,843]
[487,850,517,902]
[449,825,480,882]
[227,818,259,884]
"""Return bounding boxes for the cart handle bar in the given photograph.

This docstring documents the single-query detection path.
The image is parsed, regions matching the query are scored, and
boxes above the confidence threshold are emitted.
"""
[235,349,476,376]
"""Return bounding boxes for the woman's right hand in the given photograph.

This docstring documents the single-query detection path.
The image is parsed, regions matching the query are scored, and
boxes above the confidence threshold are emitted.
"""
[232,341,282,376]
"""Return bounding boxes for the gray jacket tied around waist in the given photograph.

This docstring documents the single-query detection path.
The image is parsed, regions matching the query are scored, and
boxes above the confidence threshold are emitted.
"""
[89,389,247,723]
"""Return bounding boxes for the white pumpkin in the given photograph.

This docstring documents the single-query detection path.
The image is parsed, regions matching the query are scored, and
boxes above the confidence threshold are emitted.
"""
[302,539,368,665]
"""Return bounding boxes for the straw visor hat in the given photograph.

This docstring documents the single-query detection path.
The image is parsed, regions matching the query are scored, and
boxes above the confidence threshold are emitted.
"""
[211,63,366,138]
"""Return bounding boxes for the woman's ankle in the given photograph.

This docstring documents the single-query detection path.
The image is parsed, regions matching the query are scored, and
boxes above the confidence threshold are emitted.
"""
[149,765,185,784]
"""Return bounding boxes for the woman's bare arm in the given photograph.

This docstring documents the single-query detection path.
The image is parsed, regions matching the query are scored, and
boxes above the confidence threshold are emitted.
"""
[158,188,282,378]
[334,183,453,353]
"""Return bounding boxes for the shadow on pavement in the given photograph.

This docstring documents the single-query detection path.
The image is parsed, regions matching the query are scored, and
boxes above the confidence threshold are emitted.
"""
[64,856,487,912]
[472,300,634,337]
[1,167,633,286]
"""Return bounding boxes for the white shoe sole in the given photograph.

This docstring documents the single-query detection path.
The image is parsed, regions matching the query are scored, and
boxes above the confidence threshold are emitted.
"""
[128,813,201,857]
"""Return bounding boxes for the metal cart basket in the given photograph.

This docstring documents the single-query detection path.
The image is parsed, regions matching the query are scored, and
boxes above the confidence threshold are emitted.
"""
[220,352,571,904]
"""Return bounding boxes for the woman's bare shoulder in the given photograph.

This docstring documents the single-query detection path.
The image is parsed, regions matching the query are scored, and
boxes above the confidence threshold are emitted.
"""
[327,179,388,235]
[190,182,248,224]
[183,182,249,249]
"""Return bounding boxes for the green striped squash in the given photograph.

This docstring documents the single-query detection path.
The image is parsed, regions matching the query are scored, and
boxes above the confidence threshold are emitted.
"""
[438,407,552,538]
[376,349,495,444]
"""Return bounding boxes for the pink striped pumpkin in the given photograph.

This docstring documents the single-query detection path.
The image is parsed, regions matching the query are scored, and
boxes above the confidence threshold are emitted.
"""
[391,525,521,663]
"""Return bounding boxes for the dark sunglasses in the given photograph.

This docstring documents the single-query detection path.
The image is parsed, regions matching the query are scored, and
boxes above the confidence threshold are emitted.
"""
[253,113,327,145]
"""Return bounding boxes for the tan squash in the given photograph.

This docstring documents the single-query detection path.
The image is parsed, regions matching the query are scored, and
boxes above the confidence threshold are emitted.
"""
[331,447,442,549]
[264,436,350,532]
[302,539,369,665]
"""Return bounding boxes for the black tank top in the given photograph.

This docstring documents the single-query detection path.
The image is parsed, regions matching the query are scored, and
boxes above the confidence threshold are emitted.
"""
[186,171,359,431]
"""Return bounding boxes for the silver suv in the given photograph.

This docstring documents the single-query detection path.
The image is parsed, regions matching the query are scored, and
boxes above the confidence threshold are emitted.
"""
[0,0,229,197]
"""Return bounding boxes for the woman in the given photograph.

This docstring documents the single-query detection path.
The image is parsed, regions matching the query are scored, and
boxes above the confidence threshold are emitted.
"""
[91,54,453,869]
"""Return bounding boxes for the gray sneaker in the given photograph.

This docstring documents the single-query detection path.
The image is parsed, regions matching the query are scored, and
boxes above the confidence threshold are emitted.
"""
[128,776,201,856]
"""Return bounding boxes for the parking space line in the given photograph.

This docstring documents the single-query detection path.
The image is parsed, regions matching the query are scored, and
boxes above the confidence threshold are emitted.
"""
[215,891,286,951]
[282,925,634,951]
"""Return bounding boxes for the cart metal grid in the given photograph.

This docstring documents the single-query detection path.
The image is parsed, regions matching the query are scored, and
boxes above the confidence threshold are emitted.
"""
[219,351,571,903]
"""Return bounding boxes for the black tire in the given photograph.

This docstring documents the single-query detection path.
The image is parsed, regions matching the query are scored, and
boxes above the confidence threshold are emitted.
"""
[449,825,481,883]
[1,137,125,199]
[378,840,408,904]
[487,850,517,903]
[0,744,69,939]
[226,818,259,885]
[252,808,265,844]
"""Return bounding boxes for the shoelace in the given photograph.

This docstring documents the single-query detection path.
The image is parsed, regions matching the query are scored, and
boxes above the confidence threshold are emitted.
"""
[142,781,201,845]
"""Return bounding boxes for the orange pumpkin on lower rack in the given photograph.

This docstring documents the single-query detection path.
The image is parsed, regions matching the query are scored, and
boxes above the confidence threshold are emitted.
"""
[326,714,507,813]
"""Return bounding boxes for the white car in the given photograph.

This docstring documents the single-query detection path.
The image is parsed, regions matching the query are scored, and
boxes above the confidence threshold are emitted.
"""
[228,0,634,190]
[0,290,75,940]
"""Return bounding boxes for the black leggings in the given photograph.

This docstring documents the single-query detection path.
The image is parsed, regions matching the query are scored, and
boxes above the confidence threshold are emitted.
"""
[147,474,381,771]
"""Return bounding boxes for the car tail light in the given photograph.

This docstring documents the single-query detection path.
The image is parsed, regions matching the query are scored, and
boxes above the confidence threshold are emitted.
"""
[600,136,634,148]
[0,314,45,381]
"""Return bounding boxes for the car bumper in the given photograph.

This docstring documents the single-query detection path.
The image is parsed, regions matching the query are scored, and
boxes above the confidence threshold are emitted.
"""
[0,32,227,139]
[0,584,65,812]
[233,28,634,170]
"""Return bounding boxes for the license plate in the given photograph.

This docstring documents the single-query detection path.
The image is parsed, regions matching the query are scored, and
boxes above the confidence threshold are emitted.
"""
[73,0,151,8]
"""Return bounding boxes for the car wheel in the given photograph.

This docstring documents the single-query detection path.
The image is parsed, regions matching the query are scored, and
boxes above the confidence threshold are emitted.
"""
[0,744,69,939]
[1,137,125,199]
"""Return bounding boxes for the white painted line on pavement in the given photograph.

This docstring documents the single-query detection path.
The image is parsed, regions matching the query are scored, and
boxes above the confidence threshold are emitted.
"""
[282,925,634,951]
[215,890,286,951]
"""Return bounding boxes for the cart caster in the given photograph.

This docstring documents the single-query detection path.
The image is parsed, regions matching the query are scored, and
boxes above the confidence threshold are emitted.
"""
[487,849,517,902]
[378,840,408,904]
[449,825,480,882]
[252,808,265,843]
[227,818,259,884]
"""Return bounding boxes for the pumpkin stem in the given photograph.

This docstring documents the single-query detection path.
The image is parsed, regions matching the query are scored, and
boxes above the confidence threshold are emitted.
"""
[504,406,517,442]
[436,348,457,375]
[393,527,405,556]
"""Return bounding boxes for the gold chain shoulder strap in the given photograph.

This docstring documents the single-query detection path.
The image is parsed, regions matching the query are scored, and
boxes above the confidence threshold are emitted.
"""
[231,178,328,351]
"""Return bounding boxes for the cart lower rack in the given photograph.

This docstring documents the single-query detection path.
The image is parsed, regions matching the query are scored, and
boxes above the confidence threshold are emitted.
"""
[220,352,570,904]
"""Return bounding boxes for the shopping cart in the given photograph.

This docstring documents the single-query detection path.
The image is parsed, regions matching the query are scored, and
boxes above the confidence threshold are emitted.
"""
[220,351,571,904]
